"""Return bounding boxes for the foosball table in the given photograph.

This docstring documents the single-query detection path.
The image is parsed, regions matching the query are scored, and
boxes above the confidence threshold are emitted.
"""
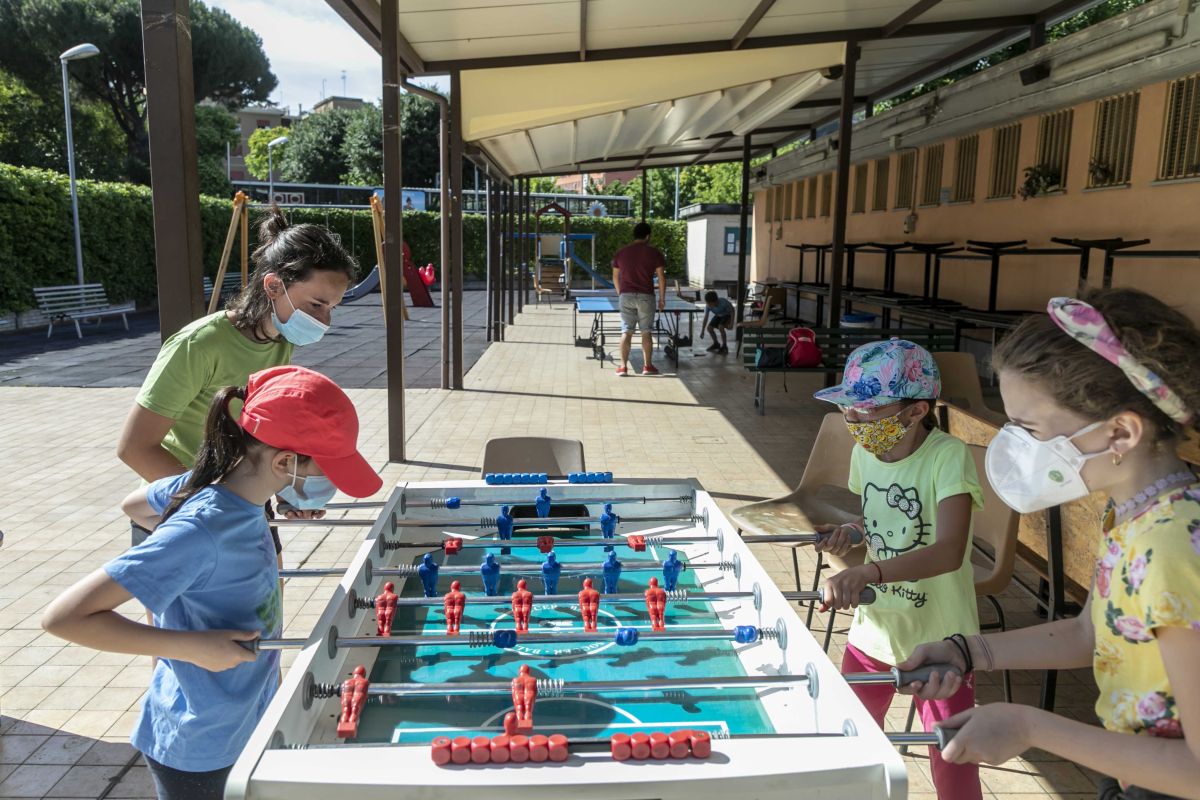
[226,477,946,799]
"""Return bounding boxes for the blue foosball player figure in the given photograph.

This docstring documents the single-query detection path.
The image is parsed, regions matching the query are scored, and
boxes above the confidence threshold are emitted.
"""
[481,553,501,596]
[602,551,622,594]
[599,503,618,538]
[496,505,515,540]
[418,553,439,597]
[541,552,562,595]
[662,551,683,591]
[535,488,552,519]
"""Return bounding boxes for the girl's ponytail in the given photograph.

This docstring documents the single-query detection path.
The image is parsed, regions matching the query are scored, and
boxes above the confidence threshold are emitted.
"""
[162,385,258,521]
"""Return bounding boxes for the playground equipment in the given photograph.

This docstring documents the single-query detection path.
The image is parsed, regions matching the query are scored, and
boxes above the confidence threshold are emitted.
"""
[530,203,612,304]
[207,191,250,314]
[367,195,436,314]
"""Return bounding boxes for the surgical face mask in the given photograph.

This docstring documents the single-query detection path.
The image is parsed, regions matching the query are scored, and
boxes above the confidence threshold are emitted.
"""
[271,284,328,346]
[985,421,1108,514]
[278,460,337,510]
[845,411,912,457]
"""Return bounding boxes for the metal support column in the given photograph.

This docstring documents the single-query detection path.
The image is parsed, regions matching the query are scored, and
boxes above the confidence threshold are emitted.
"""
[735,135,751,333]
[449,71,465,390]
[640,169,649,220]
[381,0,406,460]
[517,180,526,312]
[509,179,520,324]
[140,0,205,340]
[827,40,859,328]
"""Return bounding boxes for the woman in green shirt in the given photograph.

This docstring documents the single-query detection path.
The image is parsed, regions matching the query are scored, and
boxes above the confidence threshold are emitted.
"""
[118,208,358,548]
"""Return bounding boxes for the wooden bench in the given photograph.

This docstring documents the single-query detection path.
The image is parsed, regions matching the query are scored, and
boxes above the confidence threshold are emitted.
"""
[742,326,958,415]
[203,273,245,303]
[32,284,135,339]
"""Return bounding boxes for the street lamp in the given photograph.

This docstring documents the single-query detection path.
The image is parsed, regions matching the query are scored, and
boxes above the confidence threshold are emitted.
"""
[60,43,99,285]
[267,136,288,204]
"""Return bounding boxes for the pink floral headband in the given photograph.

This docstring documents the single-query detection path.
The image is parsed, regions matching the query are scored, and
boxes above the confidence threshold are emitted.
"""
[1047,297,1194,425]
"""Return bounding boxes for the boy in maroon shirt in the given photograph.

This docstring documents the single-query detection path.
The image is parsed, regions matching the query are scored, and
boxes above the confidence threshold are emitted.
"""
[612,222,667,375]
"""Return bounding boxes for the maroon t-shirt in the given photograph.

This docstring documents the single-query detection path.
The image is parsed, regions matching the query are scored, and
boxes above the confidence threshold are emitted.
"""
[612,242,665,296]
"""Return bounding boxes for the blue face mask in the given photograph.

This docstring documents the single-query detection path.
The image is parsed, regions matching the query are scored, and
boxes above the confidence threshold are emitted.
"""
[278,460,337,510]
[271,284,329,346]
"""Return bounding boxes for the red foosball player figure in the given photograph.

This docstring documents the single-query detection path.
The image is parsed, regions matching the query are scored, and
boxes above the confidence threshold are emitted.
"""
[511,663,538,733]
[375,581,398,636]
[578,577,600,632]
[336,665,370,738]
[444,580,466,635]
[645,577,667,632]
[511,579,534,633]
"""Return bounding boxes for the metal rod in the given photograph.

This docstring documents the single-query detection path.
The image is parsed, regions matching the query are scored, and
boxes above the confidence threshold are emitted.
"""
[279,559,728,578]
[257,627,769,651]
[274,511,700,529]
[284,731,847,750]
[429,494,691,509]
[356,589,769,607]
[402,536,717,551]
[365,673,807,697]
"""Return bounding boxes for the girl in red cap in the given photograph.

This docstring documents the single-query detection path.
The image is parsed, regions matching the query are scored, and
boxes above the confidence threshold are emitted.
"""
[43,366,381,800]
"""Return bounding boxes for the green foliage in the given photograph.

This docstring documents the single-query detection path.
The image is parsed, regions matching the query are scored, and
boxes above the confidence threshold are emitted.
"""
[280,108,351,184]
[0,0,276,183]
[244,126,287,181]
[399,91,440,189]
[194,104,237,197]
[606,163,745,218]
[0,162,690,314]
[341,104,382,186]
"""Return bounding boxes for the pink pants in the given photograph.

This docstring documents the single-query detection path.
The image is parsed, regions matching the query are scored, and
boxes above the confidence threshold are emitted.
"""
[842,643,982,800]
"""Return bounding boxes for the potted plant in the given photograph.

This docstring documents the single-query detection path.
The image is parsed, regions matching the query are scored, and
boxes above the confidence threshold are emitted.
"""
[1018,164,1062,199]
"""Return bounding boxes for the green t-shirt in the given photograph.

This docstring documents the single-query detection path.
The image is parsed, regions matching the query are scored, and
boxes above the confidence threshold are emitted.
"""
[136,312,293,468]
[847,427,984,665]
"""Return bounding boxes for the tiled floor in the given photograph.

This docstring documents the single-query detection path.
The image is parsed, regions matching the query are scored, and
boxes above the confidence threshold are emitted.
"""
[0,292,1101,799]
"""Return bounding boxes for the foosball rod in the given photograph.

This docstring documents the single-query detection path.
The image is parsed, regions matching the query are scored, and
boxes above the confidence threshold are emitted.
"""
[280,558,733,579]
[427,494,693,510]
[273,512,705,529]
[350,587,875,608]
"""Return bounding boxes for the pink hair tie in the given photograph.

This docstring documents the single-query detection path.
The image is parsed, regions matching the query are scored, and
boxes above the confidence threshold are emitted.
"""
[1047,297,1193,425]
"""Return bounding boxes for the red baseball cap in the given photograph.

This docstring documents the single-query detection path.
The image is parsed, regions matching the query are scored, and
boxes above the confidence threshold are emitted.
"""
[238,365,382,498]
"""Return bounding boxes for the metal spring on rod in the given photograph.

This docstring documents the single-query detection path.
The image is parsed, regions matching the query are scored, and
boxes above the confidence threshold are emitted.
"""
[310,681,341,699]
[757,627,782,642]
[429,497,451,509]
[353,596,375,609]
[664,589,690,601]
[535,678,566,696]
[467,630,493,648]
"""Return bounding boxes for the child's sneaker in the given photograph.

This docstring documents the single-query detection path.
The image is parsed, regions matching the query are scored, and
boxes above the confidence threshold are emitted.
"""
[706,343,721,352]
[641,364,660,376]
[615,365,628,376]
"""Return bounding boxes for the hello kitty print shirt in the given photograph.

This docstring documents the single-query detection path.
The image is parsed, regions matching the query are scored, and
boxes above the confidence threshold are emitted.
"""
[1091,482,1200,738]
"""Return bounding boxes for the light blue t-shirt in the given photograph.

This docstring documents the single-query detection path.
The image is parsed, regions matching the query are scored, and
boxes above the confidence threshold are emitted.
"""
[710,297,734,318]
[105,475,282,772]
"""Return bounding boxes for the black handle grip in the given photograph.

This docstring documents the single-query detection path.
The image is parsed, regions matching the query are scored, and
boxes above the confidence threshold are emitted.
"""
[817,525,864,545]
[934,726,958,751]
[857,587,877,605]
[891,662,962,688]
[236,639,260,654]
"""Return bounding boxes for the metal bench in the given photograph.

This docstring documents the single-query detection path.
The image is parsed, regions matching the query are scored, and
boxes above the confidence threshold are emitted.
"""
[203,273,245,303]
[32,283,135,339]
[742,326,958,415]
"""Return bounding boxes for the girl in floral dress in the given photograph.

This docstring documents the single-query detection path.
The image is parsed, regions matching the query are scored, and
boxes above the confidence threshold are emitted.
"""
[899,287,1200,799]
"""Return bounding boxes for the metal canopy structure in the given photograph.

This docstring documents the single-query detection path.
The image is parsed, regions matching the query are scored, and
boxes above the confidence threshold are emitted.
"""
[327,0,1105,177]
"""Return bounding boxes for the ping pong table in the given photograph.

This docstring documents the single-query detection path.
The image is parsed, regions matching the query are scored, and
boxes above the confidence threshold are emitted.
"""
[573,293,704,368]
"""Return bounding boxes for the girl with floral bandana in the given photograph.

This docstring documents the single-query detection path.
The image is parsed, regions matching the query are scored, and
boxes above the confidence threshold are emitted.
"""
[812,337,984,800]
[900,288,1200,799]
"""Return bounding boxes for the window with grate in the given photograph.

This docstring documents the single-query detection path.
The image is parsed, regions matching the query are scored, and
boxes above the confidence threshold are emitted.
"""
[806,176,818,219]
[987,123,1021,198]
[952,134,979,202]
[1158,74,1200,180]
[1035,109,1073,189]
[919,144,944,206]
[852,164,868,213]
[775,185,785,222]
[793,180,804,219]
[872,157,890,211]
[820,173,833,217]
[894,151,916,208]
[1090,92,1139,187]
[762,188,773,221]
[782,183,793,220]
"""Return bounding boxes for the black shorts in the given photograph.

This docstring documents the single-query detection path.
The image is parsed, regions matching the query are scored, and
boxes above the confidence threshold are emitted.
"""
[131,501,282,554]
[708,313,731,330]
[1097,777,1182,800]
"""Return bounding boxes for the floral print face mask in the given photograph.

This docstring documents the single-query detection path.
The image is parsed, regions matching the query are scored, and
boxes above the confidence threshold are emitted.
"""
[845,412,912,457]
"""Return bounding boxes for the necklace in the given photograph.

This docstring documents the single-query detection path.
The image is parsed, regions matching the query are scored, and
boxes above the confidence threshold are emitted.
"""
[1111,470,1197,525]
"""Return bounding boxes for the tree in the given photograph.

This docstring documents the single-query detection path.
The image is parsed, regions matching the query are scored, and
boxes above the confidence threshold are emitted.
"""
[399,91,439,188]
[0,0,276,182]
[244,125,287,180]
[194,103,237,197]
[279,109,351,184]
[341,104,381,186]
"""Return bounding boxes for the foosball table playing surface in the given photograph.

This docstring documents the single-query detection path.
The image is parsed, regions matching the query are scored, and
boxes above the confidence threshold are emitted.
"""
[225,478,917,799]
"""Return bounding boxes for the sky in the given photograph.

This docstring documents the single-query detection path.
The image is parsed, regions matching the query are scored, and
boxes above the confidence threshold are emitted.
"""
[206,0,448,113]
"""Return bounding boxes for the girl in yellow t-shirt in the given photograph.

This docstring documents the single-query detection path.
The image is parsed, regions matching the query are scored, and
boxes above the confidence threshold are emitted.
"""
[901,288,1200,799]
[813,338,984,800]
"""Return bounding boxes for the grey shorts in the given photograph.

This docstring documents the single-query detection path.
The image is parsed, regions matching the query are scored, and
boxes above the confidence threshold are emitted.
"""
[619,293,655,334]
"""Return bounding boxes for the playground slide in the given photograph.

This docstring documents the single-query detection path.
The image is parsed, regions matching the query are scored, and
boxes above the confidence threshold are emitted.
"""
[342,265,380,302]
[567,251,613,288]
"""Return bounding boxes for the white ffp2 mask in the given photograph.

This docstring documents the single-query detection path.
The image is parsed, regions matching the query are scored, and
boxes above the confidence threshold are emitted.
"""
[985,421,1108,514]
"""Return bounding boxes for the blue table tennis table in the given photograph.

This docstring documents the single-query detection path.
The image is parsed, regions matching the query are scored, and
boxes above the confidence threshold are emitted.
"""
[573,294,703,367]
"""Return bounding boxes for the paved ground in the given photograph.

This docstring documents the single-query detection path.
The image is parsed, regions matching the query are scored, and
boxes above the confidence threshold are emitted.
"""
[0,292,1103,799]
[0,291,488,390]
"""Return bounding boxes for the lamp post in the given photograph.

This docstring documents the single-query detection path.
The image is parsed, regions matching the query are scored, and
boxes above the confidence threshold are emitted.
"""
[267,136,288,204]
[60,43,99,285]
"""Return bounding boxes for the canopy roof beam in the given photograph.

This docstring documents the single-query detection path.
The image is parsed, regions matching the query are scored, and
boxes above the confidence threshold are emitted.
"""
[732,0,779,50]
[883,0,945,38]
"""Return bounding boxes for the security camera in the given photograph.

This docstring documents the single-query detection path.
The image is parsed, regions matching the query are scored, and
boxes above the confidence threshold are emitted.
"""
[819,65,844,81]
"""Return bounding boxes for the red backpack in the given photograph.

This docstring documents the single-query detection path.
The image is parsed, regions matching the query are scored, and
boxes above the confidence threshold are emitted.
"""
[786,327,822,368]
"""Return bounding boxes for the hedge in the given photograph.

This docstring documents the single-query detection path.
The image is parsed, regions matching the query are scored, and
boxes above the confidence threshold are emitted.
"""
[0,163,687,313]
